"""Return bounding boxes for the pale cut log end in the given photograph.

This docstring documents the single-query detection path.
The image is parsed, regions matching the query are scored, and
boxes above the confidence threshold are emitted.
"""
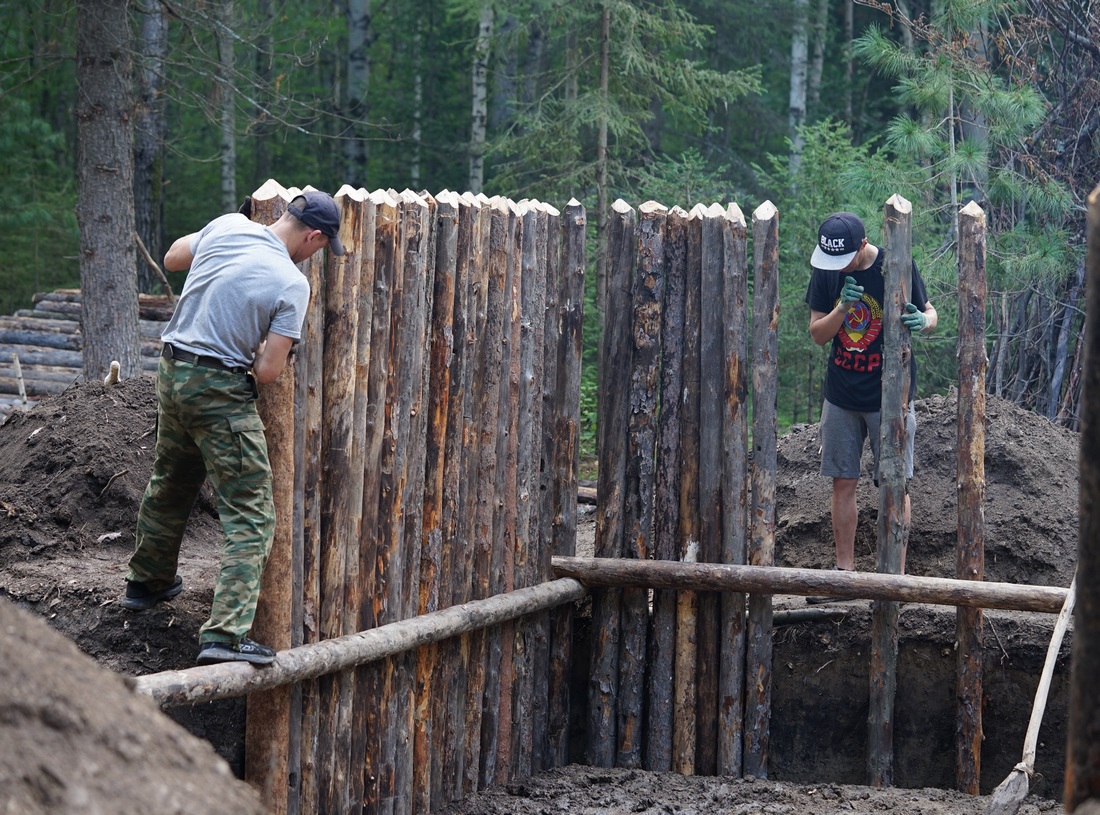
[668,205,690,219]
[705,202,725,218]
[639,200,668,215]
[335,184,367,202]
[960,200,985,220]
[886,193,912,214]
[612,199,634,215]
[566,197,582,207]
[251,179,289,201]
[368,189,398,207]
[726,203,746,227]
[688,202,709,218]
[103,360,120,386]
[752,200,778,223]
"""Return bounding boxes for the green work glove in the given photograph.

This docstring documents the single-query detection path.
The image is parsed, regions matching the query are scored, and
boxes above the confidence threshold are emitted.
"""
[902,302,926,332]
[840,276,863,307]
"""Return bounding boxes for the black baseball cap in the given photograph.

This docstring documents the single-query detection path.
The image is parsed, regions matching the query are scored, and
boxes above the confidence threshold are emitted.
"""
[288,191,346,256]
[810,212,864,270]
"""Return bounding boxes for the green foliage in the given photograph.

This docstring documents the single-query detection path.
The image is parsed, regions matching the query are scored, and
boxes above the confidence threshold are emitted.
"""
[0,96,79,316]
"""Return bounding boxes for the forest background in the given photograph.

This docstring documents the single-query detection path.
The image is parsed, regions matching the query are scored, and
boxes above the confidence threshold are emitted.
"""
[1,0,1097,463]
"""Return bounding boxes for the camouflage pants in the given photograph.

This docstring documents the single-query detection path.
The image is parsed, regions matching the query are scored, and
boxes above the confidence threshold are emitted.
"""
[129,356,274,644]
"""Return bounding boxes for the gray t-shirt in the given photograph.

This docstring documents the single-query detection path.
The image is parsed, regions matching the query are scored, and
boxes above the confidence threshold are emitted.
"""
[161,214,311,369]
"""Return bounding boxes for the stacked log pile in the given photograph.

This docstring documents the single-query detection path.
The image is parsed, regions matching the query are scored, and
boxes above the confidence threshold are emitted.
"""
[0,289,171,422]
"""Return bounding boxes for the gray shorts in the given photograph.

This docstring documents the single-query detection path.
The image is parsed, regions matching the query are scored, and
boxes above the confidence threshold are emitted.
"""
[820,398,915,482]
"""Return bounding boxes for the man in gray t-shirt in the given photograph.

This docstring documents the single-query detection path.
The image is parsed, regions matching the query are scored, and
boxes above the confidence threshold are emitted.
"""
[121,191,344,667]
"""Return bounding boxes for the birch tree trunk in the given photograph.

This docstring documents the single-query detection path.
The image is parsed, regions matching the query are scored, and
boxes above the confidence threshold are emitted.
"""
[808,0,828,114]
[254,0,274,182]
[468,5,493,194]
[215,0,237,212]
[788,0,809,173]
[134,0,167,294]
[346,0,371,182]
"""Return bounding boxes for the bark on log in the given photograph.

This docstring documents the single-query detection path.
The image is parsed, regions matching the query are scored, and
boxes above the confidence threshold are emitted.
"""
[719,203,749,777]
[746,201,780,778]
[134,578,588,708]
[589,199,636,768]
[695,204,726,776]
[314,186,366,815]
[546,200,585,769]
[245,183,295,815]
[616,200,665,769]
[1066,182,1100,810]
[674,206,704,776]
[646,206,687,772]
[955,200,987,795]
[416,191,458,812]
[551,557,1068,613]
[869,195,913,788]
[357,190,400,814]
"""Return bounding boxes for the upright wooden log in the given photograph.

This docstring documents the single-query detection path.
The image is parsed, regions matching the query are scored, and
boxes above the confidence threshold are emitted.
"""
[616,201,666,769]
[695,203,727,776]
[347,187,379,813]
[745,201,780,779]
[869,194,913,788]
[673,206,704,776]
[718,203,749,777]
[530,202,559,775]
[546,200,585,768]
[1067,182,1100,811]
[314,185,367,815]
[483,201,522,789]
[358,190,400,813]
[296,199,328,815]
[589,199,636,767]
[954,201,987,795]
[414,191,458,812]
[512,202,548,777]
[463,198,508,793]
[646,206,688,772]
[390,190,433,815]
[434,193,476,807]
[244,181,296,815]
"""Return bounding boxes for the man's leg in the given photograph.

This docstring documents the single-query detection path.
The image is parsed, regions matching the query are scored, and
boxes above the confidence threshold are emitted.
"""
[832,477,859,571]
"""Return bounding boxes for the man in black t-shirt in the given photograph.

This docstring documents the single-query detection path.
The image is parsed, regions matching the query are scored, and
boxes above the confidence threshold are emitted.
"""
[804,212,938,583]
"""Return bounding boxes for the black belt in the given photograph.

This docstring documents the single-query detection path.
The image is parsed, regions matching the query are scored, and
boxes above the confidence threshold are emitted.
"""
[162,343,249,375]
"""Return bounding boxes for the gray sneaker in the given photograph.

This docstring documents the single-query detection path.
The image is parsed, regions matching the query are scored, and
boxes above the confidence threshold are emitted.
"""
[196,636,276,666]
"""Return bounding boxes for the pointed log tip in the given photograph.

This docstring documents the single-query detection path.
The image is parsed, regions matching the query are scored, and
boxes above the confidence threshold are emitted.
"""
[688,203,710,218]
[335,185,367,202]
[566,197,582,207]
[639,201,669,215]
[250,179,290,202]
[612,199,634,215]
[669,205,690,218]
[886,194,912,214]
[752,200,778,222]
[726,202,746,226]
[959,200,985,219]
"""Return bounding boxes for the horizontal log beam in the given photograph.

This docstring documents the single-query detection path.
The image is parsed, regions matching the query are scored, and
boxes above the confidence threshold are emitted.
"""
[132,577,587,708]
[551,557,1068,614]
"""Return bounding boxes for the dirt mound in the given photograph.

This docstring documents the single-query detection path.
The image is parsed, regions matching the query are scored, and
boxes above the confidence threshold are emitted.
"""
[0,593,262,814]
[775,390,1078,590]
[0,376,1079,811]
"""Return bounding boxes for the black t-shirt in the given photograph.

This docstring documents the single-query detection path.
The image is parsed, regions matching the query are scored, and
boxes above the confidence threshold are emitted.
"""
[804,248,929,412]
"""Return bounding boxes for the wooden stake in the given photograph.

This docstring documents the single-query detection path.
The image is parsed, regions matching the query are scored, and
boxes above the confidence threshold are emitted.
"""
[955,200,987,795]
[1066,182,1100,811]
[719,203,749,777]
[869,195,914,788]
[588,199,636,767]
